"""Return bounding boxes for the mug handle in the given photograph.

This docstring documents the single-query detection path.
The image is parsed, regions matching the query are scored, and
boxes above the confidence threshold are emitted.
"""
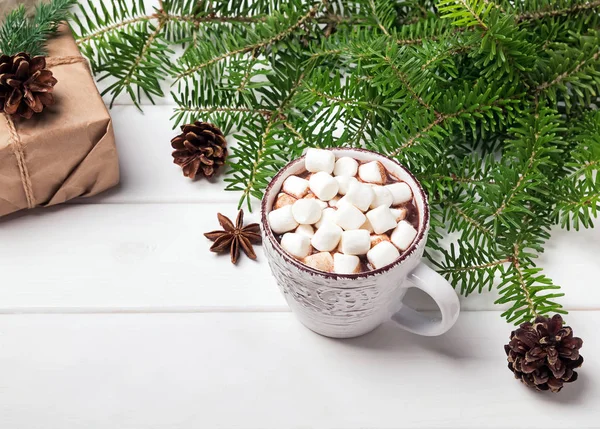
[390,262,460,336]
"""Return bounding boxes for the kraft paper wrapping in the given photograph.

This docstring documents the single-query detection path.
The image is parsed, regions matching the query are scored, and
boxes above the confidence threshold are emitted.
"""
[0,26,120,218]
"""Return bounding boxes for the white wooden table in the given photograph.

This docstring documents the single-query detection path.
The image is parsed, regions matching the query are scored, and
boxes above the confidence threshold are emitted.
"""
[1,84,600,427]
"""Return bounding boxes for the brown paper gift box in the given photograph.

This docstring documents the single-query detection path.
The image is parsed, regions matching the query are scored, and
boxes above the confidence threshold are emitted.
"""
[0,26,120,218]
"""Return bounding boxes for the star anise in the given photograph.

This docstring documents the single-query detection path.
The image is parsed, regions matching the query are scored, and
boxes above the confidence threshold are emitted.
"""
[204,210,262,264]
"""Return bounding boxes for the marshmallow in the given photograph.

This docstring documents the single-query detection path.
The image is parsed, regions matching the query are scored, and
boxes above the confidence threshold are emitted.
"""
[295,224,315,238]
[274,192,297,210]
[367,241,400,269]
[305,148,335,174]
[385,182,412,205]
[311,222,343,252]
[309,172,339,201]
[303,252,334,272]
[333,157,359,177]
[292,199,322,225]
[328,195,341,208]
[390,220,418,251]
[336,196,351,208]
[315,207,337,229]
[282,175,309,199]
[280,233,311,259]
[333,253,361,274]
[370,234,390,248]
[305,193,328,209]
[360,218,374,233]
[335,175,359,196]
[370,185,394,209]
[358,161,386,184]
[335,203,366,231]
[268,205,298,234]
[315,199,328,210]
[340,229,371,255]
[390,207,407,222]
[366,205,398,234]
[345,182,374,212]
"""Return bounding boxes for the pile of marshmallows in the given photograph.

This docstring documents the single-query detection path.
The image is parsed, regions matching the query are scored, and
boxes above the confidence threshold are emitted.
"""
[268,149,419,274]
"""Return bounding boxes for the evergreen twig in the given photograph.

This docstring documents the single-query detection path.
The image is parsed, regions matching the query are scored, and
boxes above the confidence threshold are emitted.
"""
[0,0,77,56]
[73,0,600,325]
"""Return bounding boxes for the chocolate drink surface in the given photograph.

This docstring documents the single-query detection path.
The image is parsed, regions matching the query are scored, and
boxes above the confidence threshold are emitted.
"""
[267,149,420,274]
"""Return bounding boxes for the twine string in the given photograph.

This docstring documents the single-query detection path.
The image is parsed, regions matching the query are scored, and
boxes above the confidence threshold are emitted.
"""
[46,55,88,68]
[4,113,35,208]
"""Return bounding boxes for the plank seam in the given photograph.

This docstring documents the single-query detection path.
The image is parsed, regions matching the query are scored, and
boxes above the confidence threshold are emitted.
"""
[0,308,598,315]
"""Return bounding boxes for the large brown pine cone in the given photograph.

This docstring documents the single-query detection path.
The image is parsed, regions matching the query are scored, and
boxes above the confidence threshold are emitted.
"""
[171,121,228,179]
[0,53,57,119]
[505,314,583,392]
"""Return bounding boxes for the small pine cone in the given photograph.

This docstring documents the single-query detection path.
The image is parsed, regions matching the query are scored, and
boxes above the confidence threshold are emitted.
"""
[0,53,57,119]
[505,314,583,393]
[171,121,228,179]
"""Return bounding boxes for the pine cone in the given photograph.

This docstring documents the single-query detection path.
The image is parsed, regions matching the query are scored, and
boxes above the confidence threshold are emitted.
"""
[171,121,228,179]
[0,53,57,119]
[505,314,583,393]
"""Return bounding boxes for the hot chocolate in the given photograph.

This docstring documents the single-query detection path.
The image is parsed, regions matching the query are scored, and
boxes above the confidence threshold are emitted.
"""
[267,148,420,274]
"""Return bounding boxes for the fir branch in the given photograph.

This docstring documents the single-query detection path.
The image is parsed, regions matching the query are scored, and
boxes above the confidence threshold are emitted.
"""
[350,109,374,146]
[305,87,383,110]
[388,96,512,157]
[0,0,77,56]
[482,0,506,13]
[238,49,258,93]
[390,112,450,155]
[566,160,600,179]
[241,120,279,208]
[382,56,436,110]
[162,13,267,25]
[76,13,266,45]
[237,70,308,209]
[432,241,507,295]
[77,0,600,326]
[438,0,490,30]
[309,48,345,58]
[75,14,154,44]
[121,19,166,98]
[393,22,460,46]
[369,0,391,35]
[428,173,495,185]
[446,202,494,237]
[420,43,476,70]
[535,48,600,94]
[172,106,273,118]
[492,149,537,218]
[174,1,326,81]
[438,257,510,274]
[516,0,600,23]
[554,178,600,230]
[283,121,307,145]
[458,0,488,29]
[508,243,539,318]
[396,37,427,45]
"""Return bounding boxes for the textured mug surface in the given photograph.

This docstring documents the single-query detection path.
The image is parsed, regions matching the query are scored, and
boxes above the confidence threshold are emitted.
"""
[261,148,431,338]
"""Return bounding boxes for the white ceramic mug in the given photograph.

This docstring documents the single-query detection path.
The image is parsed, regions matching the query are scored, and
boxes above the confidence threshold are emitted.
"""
[260,148,460,338]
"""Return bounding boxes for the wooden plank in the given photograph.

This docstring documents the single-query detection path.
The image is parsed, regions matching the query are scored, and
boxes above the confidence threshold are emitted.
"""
[0,311,596,429]
[0,203,599,311]
[0,203,281,311]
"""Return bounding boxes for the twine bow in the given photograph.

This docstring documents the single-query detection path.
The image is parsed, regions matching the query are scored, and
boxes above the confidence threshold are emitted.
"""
[4,55,88,209]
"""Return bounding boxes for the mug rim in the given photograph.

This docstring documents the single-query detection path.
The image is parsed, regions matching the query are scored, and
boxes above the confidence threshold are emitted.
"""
[260,147,430,279]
